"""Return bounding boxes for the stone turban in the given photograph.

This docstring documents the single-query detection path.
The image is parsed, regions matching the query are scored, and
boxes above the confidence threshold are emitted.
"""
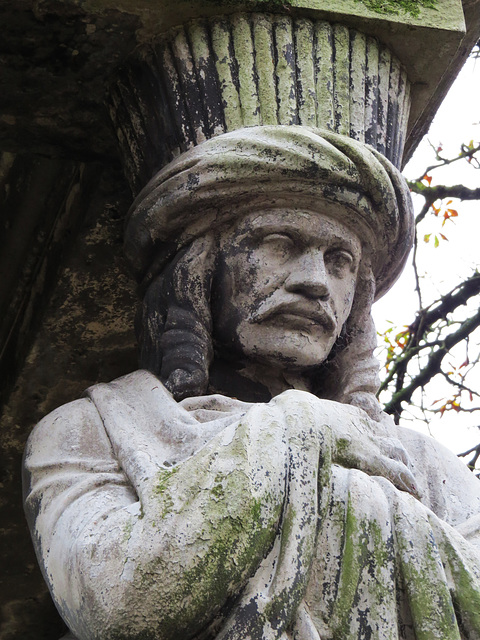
[124,125,414,299]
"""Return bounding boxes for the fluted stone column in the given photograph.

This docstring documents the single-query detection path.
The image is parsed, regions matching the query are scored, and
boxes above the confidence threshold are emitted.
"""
[110,14,412,192]
[103,0,469,194]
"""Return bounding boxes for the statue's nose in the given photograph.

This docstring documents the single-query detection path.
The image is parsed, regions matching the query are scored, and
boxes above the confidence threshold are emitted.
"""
[285,250,330,300]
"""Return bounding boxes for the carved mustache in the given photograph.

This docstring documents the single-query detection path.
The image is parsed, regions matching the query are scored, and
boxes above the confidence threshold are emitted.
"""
[251,299,336,333]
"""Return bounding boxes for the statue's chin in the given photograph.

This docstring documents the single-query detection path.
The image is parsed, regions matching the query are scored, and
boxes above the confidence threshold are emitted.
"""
[235,325,336,373]
[246,345,332,374]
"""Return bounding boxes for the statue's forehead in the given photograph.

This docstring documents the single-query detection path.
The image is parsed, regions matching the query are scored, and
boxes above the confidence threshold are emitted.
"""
[229,208,359,238]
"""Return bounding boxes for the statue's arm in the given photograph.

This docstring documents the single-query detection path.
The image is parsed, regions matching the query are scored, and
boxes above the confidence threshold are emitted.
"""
[23,397,288,640]
[23,387,422,640]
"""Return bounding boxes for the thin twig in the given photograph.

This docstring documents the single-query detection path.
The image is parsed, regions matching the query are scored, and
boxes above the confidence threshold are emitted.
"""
[412,144,480,183]
[439,370,480,399]
[412,228,423,308]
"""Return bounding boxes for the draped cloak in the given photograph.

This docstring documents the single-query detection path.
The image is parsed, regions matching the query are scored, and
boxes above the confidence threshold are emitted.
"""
[23,370,480,640]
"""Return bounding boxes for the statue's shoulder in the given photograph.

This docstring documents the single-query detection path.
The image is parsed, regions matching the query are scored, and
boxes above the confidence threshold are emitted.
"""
[26,396,102,457]
[397,425,480,525]
[85,368,170,407]
[24,400,109,485]
[397,424,466,474]
[25,370,161,469]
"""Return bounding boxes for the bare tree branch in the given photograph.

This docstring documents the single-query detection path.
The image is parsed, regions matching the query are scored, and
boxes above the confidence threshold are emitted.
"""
[378,126,480,469]
[378,273,480,394]
[458,440,480,458]
[412,230,423,308]
[411,273,480,332]
[383,306,480,419]
[458,440,480,472]
[432,406,480,414]
[411,184,480,224]
[411,143,480,183]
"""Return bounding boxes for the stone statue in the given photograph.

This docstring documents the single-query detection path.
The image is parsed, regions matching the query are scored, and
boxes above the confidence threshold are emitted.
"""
[23,127,480,639]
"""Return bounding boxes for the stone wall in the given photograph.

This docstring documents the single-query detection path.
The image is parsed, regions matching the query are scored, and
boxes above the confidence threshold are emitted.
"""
[0,160,136,638]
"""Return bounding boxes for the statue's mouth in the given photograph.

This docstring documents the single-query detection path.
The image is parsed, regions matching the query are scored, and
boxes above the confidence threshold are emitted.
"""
[253,301,336,334]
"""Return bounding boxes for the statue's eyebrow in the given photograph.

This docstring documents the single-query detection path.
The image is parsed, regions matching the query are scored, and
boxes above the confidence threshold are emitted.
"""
[236,214,361,255]
[234,217,293,241]
[246,215,306,235]
[253,221,358,249]
[243,221,304,245]
[325,235,360,253]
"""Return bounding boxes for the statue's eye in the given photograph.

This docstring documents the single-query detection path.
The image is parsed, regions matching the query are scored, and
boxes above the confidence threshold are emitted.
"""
[325,249,354,276]
[260,233,295,253]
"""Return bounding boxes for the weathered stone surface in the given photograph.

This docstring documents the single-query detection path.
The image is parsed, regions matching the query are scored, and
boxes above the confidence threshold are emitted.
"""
[110,16,411,191]
[24,372,480,639]
[22,127,480,638]
[125,127,413,296]
[3,0,480,637]
[0,166,136,639]
[0,152,103,404]
[0,1,140,160]
[1,0,479,165]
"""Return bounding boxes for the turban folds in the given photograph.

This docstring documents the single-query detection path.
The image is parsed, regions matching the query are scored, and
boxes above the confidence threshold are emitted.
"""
[124,126,414,299]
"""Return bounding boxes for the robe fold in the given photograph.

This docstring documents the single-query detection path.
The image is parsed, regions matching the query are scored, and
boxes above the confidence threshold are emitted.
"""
[23,370,480,640]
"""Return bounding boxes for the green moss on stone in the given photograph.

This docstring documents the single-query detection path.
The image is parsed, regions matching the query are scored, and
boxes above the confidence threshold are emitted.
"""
[332,501,362,634]
[202,0,290,8]
[438,537,480,631]
[133,493,282,639]
[123,519,134,543]
[354,0,437,17]
[152,467,179,517]
[211,472,226,499]
[154,467,178,495]
[394,518,460,638]
[335,437,351,459]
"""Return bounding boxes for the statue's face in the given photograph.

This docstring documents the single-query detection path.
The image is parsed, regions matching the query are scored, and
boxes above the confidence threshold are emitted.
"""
[212,209,362,371]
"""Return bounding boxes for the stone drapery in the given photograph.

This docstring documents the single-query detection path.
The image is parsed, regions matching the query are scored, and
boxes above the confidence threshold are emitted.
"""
[23,370,480,639]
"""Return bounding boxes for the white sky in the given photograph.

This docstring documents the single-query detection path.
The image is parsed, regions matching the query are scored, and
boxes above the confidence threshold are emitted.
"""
[373,55,480,458]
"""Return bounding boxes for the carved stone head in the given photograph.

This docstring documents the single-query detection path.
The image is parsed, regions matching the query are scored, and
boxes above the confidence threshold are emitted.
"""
[212,209,361,372]
[124,126,414,410]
